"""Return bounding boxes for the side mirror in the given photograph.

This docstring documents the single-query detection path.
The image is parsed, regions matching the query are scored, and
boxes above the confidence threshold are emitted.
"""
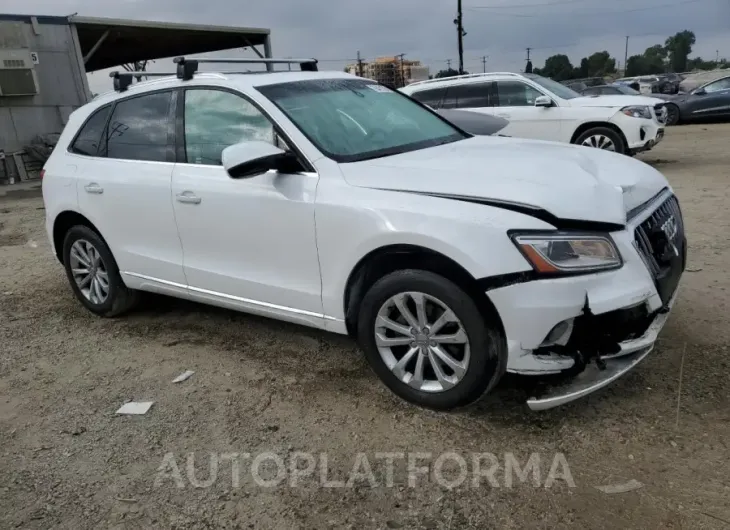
[535,95,553,108]
[692,88,706,96]
[221,141,299,179]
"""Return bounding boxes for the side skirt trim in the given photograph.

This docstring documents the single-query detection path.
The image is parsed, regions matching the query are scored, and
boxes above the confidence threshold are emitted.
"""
[121,271,344,322]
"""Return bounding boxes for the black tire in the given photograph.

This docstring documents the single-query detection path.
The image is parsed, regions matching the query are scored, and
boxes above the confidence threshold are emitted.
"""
[357,269,506,410]
[62,225,138,317]
[665,103,680,126]
[574,127,627,155]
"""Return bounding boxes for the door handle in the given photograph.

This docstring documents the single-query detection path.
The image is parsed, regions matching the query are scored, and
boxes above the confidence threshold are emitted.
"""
[176,192,202,205]
[84,183,104,194]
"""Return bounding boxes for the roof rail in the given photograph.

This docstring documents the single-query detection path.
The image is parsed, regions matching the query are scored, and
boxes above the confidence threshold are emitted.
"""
[407,71,523,87]
[109,56,319,91]
[109,71,177,92]
[173,56,318,80]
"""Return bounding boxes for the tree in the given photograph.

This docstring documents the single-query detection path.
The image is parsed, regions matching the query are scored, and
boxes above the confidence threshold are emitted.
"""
[538,54,574,81]
[435,68,466,78]
[625,55,648,77]
[665,30,696,72]
[582,51,617,77]
[642,45,668,73]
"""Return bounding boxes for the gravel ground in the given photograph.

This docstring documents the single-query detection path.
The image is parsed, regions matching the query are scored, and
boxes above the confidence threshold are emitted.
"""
[1,123,729,529]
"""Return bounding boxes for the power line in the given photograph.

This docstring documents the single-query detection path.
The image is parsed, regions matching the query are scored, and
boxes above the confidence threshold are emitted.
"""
[467,0,590,9]
[465,0,709,17]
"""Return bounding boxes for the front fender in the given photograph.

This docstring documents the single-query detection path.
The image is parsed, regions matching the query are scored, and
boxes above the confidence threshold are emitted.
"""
[316,183,552,324]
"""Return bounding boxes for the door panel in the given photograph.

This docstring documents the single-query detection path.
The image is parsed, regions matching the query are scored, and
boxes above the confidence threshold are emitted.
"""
[75,90,185,285]
[493,81,563,141]
[172,166,321,316]
[172,87,323,323]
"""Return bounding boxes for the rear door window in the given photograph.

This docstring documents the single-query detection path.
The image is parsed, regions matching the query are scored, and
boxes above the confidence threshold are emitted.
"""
[409,87,447,108]
[105,91,174,162]
[442,83,491,109]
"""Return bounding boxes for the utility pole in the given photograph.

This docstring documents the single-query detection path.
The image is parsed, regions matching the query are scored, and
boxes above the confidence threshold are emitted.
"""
[357,50,364,77]
[396,53,406,87]
[455,0,465,74]
[481,55,488,73]
[717,50,720,64]
[447,58,452,70]
[624,36,629,75]
[525,47,532,73]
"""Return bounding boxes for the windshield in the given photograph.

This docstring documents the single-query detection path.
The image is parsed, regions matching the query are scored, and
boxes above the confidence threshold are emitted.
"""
[257,79,468,163]
[615,85,641,95]
[524,74,580,99]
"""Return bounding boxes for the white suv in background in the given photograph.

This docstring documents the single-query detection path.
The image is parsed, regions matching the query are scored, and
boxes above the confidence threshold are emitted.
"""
[401,72,667,156]
[42,60,686,411]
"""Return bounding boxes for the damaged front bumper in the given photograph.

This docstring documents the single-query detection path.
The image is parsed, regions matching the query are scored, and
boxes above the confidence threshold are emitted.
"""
[487,189,685,410]
[526,291,676,410]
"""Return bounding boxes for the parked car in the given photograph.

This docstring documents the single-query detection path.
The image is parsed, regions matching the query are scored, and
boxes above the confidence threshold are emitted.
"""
[42,60,686,411]
[650,75,730,125]
[581,84,642,96]
[435,109,509,135]
[401,72,666,155]
[616,76,680,95]
[580,84,668,123]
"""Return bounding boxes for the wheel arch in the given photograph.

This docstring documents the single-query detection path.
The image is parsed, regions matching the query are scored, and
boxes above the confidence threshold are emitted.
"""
[52,210,107,265]
[342,244,505,339]
[569,121,629,151]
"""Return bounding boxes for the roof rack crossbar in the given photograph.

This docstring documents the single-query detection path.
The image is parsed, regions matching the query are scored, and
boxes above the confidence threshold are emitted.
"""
[109,70,177,92]
[173,56,318,79]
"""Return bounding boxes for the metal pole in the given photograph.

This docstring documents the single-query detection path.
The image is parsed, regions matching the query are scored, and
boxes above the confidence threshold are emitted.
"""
[397,53,406,87]
[624,36,629,75]
[263,34,273,72]
[457,0,464,74]
[357,51,364,77]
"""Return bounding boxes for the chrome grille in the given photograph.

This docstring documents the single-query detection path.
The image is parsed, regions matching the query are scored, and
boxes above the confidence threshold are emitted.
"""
[634,195,684,276]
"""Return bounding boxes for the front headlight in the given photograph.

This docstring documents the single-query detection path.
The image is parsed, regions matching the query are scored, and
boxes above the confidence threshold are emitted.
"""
[511,233,622,274]
[621,105,652,119]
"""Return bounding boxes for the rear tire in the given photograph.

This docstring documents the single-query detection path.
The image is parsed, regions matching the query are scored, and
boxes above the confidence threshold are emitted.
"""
[574,127,627,155]
[62,226,138,317]
[357,269,506,410]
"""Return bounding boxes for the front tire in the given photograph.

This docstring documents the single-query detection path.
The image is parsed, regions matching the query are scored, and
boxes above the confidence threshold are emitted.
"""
[62,226,138,317]
[665,103,680,126]
[574,127,627,155]
[357,270,505,410]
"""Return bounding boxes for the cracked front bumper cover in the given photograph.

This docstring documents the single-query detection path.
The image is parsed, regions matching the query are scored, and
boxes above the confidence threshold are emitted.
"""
[526,292,675,411]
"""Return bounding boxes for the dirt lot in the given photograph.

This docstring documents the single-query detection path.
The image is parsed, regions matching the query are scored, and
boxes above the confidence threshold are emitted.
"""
[1,123,729,529]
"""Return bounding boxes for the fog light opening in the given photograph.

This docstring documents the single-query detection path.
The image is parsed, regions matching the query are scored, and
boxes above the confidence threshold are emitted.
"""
[539,319,574,348]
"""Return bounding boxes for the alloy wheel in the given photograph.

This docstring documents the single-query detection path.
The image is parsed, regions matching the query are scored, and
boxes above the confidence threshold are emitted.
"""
[69,239,109,304]
[374,291,470,393]
[581,134,616,151]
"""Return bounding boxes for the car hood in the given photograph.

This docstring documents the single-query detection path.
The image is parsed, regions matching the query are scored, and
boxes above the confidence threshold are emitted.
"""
[340,136,669,226]
[568,95,666,107]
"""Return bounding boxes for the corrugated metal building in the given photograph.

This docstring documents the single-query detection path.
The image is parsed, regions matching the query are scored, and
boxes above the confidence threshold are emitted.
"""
[0,14,272,183]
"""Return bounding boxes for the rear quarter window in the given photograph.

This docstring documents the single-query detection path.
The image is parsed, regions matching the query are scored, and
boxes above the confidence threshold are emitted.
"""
[69,105,112,156]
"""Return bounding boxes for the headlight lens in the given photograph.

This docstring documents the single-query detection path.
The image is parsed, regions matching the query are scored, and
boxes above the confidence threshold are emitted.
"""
[621,105,652,119]
[512,234,621,274]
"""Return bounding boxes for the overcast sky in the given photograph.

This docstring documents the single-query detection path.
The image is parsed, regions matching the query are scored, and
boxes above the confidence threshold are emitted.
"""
[6,0,730,92]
